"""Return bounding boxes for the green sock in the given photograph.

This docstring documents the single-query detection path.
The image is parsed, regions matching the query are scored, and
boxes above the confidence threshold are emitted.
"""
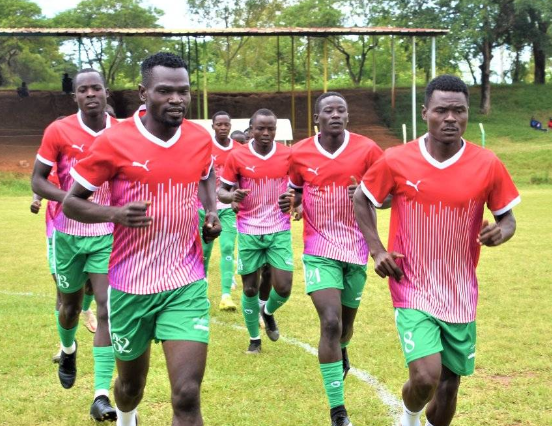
[340,341,350,349]
[82,293,94,312]
[320,361,345,409]
[241,293,260,339]
[57,317,78,348]
[93,346,115,393]
[265,288,289,315]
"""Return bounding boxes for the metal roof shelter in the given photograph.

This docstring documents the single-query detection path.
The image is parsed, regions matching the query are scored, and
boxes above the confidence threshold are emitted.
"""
[2,27,449,138]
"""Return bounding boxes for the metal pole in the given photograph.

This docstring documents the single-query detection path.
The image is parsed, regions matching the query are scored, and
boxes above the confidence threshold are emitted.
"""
[431,36,436,79]
[391,36,396,110]
[291,36,295,131]
[203,39,208,120]
[277,36,281,92]
[195,38,200,119]
[78,37,82,69]
[412,36,417,140]
[372,36,376,93]
[323,38,328,93]
[307,36,312,137]
[180,37,184,59]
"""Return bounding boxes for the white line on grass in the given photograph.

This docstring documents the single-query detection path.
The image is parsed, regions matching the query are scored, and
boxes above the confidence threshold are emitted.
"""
[0,290,50,298]
[212,318,402,425]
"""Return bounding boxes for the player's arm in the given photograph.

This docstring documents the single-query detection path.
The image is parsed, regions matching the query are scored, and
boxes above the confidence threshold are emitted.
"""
[198,167,222,243]
[31,160,66,203]
[30,193,42,214]
[477,210,516,247]
[218,182,250,204]
[63,182,152,228]
[353,187,404,281]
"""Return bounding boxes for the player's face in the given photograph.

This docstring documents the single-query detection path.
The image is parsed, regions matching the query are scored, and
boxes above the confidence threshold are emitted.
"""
[232,133,246,144]
[422,90,468,145]
[140,66,191,128]
[314,96,349,136]
[251,115,276,148]
[212,115,231,141]
[73,72,108,118]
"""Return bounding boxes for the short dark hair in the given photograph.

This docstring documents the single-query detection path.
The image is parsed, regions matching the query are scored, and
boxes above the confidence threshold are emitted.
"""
[73,68,105,91]
[141,52,188,87]
[314,91,347,114]
[212,110,231,122]
[425,75,469,106]
[251,108,277,124]
[230,130,245,138]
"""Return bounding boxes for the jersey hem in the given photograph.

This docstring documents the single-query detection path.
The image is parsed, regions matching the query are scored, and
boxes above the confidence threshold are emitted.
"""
[392,303,476,324]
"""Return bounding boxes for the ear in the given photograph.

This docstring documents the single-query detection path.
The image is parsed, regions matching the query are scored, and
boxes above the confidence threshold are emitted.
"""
[421,104,428,122]
[313,113,319,124]
[105,88,110,99]
[72,92,77,103]
[138,84,147,103]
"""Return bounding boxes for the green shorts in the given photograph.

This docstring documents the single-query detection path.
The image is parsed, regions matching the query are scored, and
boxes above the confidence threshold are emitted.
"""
[46,237,55,275]
[237,230,294,275]
[302,254,367,309]
[394,308,477,376]
[52,230,113,294]
[108,279,210,361]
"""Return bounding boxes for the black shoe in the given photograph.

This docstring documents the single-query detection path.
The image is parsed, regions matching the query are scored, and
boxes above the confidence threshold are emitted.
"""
[342,347,351,380]
[245,339,262,354]
[260,308,279,341]
[58,341,77,389]
[90,395,117,422]
[331,406,352,426]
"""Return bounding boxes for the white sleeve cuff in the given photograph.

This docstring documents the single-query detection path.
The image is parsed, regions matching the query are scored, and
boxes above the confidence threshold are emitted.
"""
[220,176,236,187]
[360,182,383,208]
[36,154,54,167]
[289,178,303,189]
[491,196,521,216]
[200,157,214,181]
[69,168,100,191]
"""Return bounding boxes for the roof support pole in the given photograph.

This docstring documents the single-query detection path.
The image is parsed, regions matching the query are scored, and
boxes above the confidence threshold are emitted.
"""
[78,37,82,69]
[431,36,436,79]
[412,36,417,140]
[323,37,328,93]
[307,36,312,137]
[391,35,396,110]
[187,37,191,116]
[372,35,376,93]
[291,36,295,131]
[195,38,200,119]
[203,39,208,119]
[277,36,281,92]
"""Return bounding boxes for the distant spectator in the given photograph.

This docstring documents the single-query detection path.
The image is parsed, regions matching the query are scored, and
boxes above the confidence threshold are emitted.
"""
[17,81,29,98]
[548,118,552,129]
[530,117,546,131]
[62,73,73,94]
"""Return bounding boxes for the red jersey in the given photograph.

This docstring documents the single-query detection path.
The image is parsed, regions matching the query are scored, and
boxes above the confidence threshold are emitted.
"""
[290,131,383,265]
[361,136,520,322]
[71,112,213,295]
[212,137,238,210]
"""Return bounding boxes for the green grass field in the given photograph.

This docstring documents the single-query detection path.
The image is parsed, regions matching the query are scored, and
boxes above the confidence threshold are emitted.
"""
[1,84,551,425]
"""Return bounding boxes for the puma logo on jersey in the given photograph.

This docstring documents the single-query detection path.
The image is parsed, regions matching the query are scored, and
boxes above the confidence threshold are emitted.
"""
[245,166,256,173]
[307,167,320,175]
[71,144,85,152]
[406,180,421,192]
[212,155,218,161]
[132,160,150,172]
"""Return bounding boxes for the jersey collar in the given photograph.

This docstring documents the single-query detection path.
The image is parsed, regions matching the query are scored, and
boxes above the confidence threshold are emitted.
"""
[77,110,112,137]
[213,136,233,151]
[133,110,181,148]
[314,130,350,159]
[418,133,466,170]
[248,139,276,160]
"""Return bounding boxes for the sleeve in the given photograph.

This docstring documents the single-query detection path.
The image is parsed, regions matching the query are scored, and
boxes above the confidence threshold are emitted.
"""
[36,123,59,166]
[288,149,304,189]
[487,157,521,215]
[364,142,384,170]
[201,156,214,181]
[360,154,395,207]
[70,134,118,192]
[220,151,239,186]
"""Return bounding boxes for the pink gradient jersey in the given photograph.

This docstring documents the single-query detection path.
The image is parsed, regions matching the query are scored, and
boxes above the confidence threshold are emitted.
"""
[36,112,114,237]
[71,112,213,295]
[212,137,237,210]
[45,166,60,238]
[221,141,290,235]
[361,136,521,323]
[290,131,383,265]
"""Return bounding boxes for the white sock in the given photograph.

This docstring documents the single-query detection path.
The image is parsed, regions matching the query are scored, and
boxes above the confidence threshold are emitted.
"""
[401,401,423,426]
[259,299,266,308]
[116,407,137,426]
[221,293,231,299]
[94,389,108,399]
[61,342,76,355]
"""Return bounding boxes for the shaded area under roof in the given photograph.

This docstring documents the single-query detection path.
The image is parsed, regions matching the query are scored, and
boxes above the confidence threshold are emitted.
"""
[0,27,449,38]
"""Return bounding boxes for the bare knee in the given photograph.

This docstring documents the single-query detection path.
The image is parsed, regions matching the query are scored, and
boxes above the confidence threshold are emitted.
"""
[341,323,354,342]
[172,381,201,414]
[61,301,82,320]
[320,311,342,341]
[410,367,441,399]
[116,376,146,402]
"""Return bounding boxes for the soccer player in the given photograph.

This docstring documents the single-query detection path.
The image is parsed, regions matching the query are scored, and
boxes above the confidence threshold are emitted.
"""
[280,92,383,426]
[198,111,239,311]
[230,130,246,144]
[218,109,293,354]
[31,69,116,421]
[354,75,519,426]
[63,52,221,426]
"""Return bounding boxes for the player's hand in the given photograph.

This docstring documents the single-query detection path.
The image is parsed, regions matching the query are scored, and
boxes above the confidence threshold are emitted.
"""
[30,199,41,214]
[348,176,358,200]
[372,250,404,281]
[114,201,153,228]
[231,201,240,213]
[278,188,295,213]
[477,219,504,246]
[232,188,251,203]
[292,204,303,221]
[202,211,222,243]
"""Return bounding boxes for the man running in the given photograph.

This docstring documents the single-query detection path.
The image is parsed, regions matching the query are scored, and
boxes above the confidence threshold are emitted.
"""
[63,52,221,426]
[280,92,383,426]
[354,75,519,426]
[31,69,116,421]
[198,111,239,311]
[218,108,293,354]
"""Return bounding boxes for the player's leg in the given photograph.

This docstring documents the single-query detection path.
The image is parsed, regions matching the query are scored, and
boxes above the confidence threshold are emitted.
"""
[114,350,150,426]
[258,264,272,329]
[81,279,97,333]
[424,365,460,426]
[218,208,238,311]
[47,236,63,363]
[197,209,214,276]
